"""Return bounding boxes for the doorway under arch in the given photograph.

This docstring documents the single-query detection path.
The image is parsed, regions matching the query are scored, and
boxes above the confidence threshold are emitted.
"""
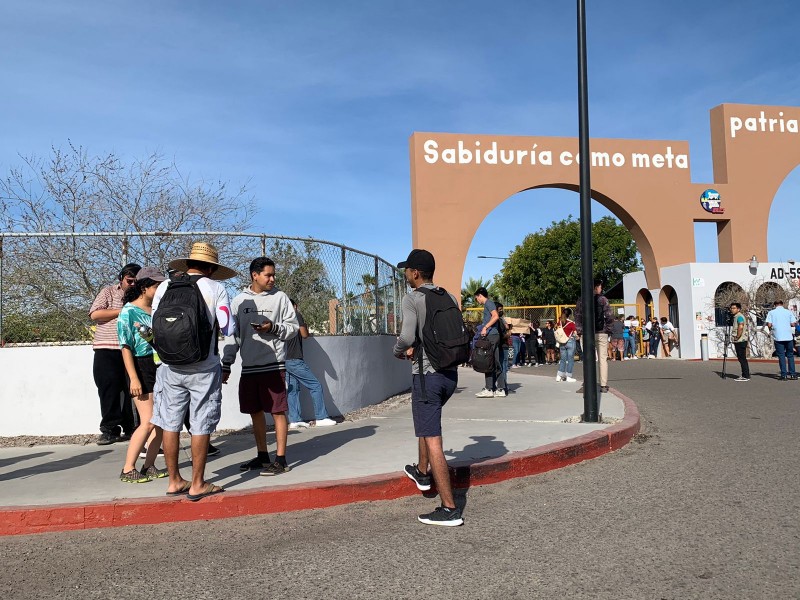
[659,285,679,328]
[636,288,653,320]
[714,281,745,326]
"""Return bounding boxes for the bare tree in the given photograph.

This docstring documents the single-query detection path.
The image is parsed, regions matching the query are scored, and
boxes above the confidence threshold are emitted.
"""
[710,277,800,358]
[0,143,257,342]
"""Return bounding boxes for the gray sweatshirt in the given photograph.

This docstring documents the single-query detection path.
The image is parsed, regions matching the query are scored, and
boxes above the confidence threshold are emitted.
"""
[221,287,299,375]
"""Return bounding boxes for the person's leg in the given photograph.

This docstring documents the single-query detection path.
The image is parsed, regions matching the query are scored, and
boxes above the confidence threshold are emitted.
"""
[775,340,787,377]
[557,344,567,380]
[161,430,186,492]
[251,411,268,452]
[286,359,329,420]
[496,345,507,391]
[285,372,303,424]
[188,434,210,494]
[565,339,575,377]
[786,341,796,376]
[417,437,429,474]
[93,350,122,436]
[113,351,135,436]
[273,412,288,458]
[596,334,609,387]
[424,436,456,508]
[734,342,749,378]
[150,366,190,492]
[123,395,154,473]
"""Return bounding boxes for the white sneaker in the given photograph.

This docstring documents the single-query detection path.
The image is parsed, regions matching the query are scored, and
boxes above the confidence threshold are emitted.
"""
[631,356,639,360]
[314,418,337,427]
[289,421,310,430]
[555,372,564,382]
[623,357,629,361]
[475,388,494,398]
[494,389,507,397]
[564,377,577,383]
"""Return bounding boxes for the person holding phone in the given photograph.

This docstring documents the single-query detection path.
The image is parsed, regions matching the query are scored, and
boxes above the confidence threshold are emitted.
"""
[222,257,299,476]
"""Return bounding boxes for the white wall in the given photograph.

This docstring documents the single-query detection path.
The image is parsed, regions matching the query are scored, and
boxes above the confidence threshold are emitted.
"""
[0,337,410,437]
[624,262,799,359]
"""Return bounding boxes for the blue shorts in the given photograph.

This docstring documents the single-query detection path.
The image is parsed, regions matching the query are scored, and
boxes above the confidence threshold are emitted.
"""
[411,370,458,438]
[151,364,222,435]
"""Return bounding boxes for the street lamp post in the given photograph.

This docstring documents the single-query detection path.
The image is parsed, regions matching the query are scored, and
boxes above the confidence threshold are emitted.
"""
[577,0,599,423]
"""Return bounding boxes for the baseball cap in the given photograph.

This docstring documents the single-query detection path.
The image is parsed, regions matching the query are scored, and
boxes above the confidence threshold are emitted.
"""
[135,266,167,282]
[397,249,435,272]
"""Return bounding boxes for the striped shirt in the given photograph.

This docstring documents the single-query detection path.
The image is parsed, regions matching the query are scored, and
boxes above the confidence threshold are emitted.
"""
[89,284,125,350]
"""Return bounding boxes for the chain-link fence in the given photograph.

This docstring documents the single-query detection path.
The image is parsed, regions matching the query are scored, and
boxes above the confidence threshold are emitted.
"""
[0,232,406,346]
[463,303,651,326]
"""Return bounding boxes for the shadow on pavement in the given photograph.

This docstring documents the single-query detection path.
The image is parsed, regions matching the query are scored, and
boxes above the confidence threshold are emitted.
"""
[0,450,112,482]
[0,451,53,470]
[206,424,379,490]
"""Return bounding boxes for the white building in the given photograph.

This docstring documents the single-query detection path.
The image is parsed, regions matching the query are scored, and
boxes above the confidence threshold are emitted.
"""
[624,261,800,359]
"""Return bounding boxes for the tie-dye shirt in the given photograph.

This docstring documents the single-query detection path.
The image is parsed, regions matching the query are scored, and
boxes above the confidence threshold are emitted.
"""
[117,304,154,357]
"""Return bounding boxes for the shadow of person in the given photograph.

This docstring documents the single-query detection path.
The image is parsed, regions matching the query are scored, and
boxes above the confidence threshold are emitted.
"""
[0,451,53,470]
[443,435,509,493]
[0,450,112,482]
[207,424,378,489]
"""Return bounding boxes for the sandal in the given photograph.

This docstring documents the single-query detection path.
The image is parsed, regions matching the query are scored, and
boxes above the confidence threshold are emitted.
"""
[187,483,225,502]
[165,481,192,496]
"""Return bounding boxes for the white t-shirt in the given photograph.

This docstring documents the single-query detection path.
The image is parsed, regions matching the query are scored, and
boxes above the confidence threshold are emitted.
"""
[152,275,234,372]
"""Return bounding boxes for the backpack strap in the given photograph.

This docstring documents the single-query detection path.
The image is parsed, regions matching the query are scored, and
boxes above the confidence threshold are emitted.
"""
[414,286,433,398]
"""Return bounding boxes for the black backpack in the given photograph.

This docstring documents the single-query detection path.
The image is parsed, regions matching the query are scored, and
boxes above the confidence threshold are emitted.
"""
[594,294,607,333]
[151,274,215,366]
[471,338,495,373]
[416,286,470,371]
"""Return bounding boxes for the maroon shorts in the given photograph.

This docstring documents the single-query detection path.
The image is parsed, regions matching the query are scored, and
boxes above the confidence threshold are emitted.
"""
[238,371,288,415]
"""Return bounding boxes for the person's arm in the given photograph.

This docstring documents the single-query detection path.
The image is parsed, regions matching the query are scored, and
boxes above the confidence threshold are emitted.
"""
[268,296,300,340]
[299,323,310,339]
[89,288,119,322]
[121,346,141,397]
[393,294,417,359]
[221,296,240,383]
[735,316,744,340]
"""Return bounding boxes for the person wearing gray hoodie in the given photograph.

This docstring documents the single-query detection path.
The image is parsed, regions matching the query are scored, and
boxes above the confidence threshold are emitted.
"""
[222,257,299,476]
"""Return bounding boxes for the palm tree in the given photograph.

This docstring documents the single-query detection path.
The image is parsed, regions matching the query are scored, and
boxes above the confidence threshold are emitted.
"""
[461,277,497,308]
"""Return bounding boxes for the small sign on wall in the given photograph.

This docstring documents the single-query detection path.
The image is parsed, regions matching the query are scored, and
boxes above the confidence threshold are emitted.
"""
[692,277,705,287]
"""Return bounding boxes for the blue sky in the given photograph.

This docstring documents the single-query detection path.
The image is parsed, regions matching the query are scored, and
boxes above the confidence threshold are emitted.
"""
[2,1,799,287]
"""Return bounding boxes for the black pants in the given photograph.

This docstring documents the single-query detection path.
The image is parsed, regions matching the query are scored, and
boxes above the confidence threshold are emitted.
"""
[526,337,539,364]
[93,349,134,435]
[733,341,750,378]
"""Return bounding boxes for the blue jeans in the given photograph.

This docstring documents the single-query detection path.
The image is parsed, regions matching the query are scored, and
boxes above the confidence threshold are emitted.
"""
[558,338,576,376]
[512,336,522,365]
[625,336,637,358]
[774,340,796,377]
[285,358,329,423]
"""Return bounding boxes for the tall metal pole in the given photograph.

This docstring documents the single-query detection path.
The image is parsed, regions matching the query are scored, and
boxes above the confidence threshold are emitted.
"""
[578,0,599,422]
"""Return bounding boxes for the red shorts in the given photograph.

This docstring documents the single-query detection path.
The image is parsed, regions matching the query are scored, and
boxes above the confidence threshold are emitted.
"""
[238,371,288,415]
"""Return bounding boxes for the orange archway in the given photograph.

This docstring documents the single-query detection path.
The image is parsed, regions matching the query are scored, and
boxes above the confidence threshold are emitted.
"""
[409,103,800,301]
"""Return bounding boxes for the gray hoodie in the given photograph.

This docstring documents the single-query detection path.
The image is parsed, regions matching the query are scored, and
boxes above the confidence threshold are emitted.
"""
[221,287,299,375]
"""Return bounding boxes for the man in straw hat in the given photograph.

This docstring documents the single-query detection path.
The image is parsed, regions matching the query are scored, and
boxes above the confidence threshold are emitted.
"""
[151,241,236,501]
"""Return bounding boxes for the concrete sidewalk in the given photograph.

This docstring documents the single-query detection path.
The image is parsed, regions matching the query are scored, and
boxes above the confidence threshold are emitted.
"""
[0,368,638,535]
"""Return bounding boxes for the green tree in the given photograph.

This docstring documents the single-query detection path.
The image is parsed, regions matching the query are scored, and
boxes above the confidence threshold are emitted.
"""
[266,239,337,333]
[495,216,640,305]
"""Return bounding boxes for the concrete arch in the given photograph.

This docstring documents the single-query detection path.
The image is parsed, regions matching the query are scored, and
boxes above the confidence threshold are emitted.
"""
[636,288,654,320]
[410,103,800,302]
[659,285,679,327]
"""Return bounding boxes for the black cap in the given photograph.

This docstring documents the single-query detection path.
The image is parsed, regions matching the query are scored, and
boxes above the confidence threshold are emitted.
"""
[397,249,435,272]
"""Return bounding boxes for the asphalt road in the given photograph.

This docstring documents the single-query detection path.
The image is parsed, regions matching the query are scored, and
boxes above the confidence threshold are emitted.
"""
[2,359,798,599]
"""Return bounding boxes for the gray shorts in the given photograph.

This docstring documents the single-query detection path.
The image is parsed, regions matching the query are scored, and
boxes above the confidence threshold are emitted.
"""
[151,364,222,435]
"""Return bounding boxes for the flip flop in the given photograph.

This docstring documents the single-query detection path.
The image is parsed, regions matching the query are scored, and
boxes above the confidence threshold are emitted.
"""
[187,483,225,502]
[165,481,192,496]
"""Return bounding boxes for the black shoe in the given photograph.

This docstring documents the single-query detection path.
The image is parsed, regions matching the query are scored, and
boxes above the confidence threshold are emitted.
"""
[240,456,269,471]
[119,432,133,442]
[779,376,788,381]
[789,374,798,380]
[418,505,464,527]
[600,386,609,393]
[207,443,220,457]
[404,464,432,491]
[139,446,165,459]
[97,432,116,446]
[260,461,290,476]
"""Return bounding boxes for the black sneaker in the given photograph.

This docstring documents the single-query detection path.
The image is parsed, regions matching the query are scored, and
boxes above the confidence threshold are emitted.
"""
[260,461,290,476]
[404,464,432,491]
[119,468,150,484]
[240,456,270,471]
[207,443,221,457]
[97,432,116,446]
[779,376,788,381]
[139,446,165,459]
[789,374,798,381]
[600,386,610,393]
[418,506,464,527]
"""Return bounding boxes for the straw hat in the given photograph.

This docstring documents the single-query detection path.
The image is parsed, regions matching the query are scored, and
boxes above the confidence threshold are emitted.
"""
[168,242,238,281]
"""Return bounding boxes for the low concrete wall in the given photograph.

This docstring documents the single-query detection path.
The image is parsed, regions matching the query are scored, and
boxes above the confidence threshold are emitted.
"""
[0,337,410,437]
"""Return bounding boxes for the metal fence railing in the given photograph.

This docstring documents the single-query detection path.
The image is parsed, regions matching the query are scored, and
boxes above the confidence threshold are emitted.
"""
[463,303,650,326]
[0,231,406,346]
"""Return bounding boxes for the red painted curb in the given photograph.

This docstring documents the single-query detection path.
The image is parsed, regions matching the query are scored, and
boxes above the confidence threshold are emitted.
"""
[0,393,640,536]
